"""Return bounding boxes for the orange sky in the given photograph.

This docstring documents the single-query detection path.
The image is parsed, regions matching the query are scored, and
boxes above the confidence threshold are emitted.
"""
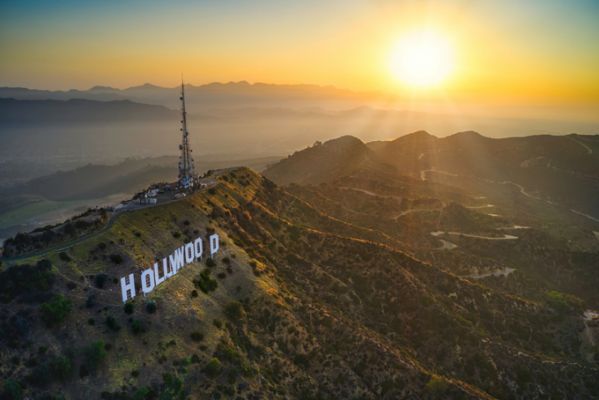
[1,1,598,106]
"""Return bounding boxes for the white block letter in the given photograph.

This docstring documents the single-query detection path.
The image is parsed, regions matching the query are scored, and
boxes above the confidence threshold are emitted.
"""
[194,237,203,260]
[153,262,166,286]
[209,233,220,256]
[185,242,195,264]
[169,246,185,274]
[120,273,136,303]
[162,257,173,278]
[141,268,155,295]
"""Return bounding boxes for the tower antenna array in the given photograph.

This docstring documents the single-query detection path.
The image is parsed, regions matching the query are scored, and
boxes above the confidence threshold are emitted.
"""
[178,80,195,189]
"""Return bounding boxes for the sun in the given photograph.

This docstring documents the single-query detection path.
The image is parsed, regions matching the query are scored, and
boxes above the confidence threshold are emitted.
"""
[389,30,455,89]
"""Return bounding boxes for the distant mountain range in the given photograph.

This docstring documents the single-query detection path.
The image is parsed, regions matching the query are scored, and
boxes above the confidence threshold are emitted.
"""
[0,82,368,110]
[0,98,178,125]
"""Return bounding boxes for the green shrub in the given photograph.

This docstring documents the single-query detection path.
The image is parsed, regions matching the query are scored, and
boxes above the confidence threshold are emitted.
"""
[84,341,107,372]
[224,301,245,320]
[40,295,72,327]
[124,302,134,314]
[203,358,222,378]
[425,376,450,397]
[545,290,585,313]
[161,373,184,399]
[2,379,22,400]
[49,355,73,382]
[105,316,121,331]
[145,300,157,314]
[131,319,146,335]
[0,259,55,303]
[109,254,123,264]
[193,269,218,294]
[94,273,108,288]
[133,386,153,400]
[205,258,216,267]
[190,331,204,342]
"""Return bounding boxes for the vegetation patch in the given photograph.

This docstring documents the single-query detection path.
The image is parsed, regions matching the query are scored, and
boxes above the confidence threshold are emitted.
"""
[193,269,218,294]
[40,294,72,327]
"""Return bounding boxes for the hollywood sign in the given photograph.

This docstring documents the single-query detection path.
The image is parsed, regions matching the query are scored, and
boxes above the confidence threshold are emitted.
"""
[119,233,220,303]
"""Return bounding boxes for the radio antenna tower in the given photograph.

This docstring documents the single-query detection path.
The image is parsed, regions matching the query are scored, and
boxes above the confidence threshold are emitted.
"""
[178,79,195,189]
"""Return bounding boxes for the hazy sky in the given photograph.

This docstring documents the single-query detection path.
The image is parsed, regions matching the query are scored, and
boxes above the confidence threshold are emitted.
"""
[1,0,598,104]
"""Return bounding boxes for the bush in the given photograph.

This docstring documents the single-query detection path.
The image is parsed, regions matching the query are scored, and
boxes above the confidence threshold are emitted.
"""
[545,290,585,313]
[105,316,121,332]
[84,341,107,372]
[0,259,55,303]
[425,376,450,396]
[109,254,123,264]
[205,258,216,267]
[124,302,134,314]
[94,273,108,288]
[224,301,245,321]
[40,295,72,327]
[2,379,22,400]
[133,386,153,400]
[131,319,146,335]
[49,355,73,382]
[193,269,218,294]
[145,300,157,314]
[190,290,198,298]
[190,331,204,342]
[59,252,71,262]
[161,373,183,399]
[203,358,222,378]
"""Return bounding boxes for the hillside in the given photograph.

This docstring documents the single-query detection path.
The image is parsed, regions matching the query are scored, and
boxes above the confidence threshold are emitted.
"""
[1,167,598,399]
[266,131,599,217]
[262,135,393,185]
[0,156,281,245]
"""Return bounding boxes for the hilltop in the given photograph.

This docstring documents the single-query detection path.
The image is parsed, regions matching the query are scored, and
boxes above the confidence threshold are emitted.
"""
[1,167,598,399]
[265,131,599,217]
[263,135,393,185]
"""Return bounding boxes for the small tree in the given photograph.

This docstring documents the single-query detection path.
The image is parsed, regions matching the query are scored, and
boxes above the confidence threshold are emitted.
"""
[40,295,72,327]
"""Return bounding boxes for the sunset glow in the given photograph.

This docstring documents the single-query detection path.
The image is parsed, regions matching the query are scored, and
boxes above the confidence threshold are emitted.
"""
[389,30,455,89]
